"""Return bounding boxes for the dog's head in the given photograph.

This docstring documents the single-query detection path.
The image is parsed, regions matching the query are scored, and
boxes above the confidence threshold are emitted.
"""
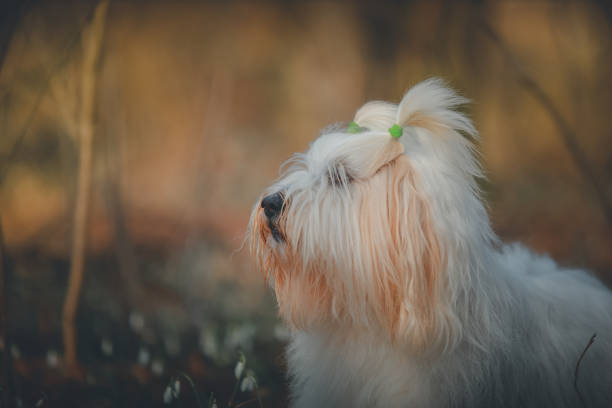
[249,79,492,353]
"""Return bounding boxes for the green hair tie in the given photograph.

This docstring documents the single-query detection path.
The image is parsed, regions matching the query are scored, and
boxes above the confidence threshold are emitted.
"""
[389,124,403,139]
[347,121,362,134]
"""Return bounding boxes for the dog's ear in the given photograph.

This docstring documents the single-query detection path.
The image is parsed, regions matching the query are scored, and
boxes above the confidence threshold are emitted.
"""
[379,155,456,352]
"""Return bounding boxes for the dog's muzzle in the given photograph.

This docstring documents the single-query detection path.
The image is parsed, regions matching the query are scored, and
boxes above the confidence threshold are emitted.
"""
[261,192,285,242]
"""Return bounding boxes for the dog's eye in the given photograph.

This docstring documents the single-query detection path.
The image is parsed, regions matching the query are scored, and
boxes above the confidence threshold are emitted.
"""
[328,167,353,186]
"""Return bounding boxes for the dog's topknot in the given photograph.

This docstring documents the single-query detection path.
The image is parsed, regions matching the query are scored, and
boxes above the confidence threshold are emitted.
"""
[353,78,475,138]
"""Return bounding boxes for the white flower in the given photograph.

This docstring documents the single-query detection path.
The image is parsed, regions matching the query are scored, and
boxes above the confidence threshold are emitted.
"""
[172,379,181,398]
[129,312,145,332]
[240,372,257,392]
[46,350,59,368]
[151,359,164,376]
[234,359,245,379]
[101,338,113,356]
[273,324,291,341]
[225,323,256,352]
[163,385,173,404]
[199,328,218,359]
[137,347,150,366]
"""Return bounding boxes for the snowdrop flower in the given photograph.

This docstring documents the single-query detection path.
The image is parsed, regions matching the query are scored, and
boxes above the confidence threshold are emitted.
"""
[138,347,151,366]
[240,370,257,392]
[46,350,59,368]
[151,359,164,376]
[199,328,218,359]
[129,311,145,332]
[234,358,245,379]
[163,385,173,404]
[101,338,113,356]
[172,379,181,398]
[225,323,256,352]
[274,324,291,341]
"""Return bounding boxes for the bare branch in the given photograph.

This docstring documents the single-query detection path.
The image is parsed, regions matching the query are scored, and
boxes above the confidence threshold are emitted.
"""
[62,0,110,373]
[574,333,597,407]
[0,2,99,186]
[480,21,612,230]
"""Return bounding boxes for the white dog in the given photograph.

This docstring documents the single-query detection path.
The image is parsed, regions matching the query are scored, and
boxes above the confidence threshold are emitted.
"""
[248,79,612,407]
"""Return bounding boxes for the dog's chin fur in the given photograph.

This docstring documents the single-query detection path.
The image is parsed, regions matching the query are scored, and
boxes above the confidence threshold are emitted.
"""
[248,78,612,408]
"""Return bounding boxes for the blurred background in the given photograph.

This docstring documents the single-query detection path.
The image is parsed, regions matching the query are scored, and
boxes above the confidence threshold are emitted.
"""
[1,0,611,407]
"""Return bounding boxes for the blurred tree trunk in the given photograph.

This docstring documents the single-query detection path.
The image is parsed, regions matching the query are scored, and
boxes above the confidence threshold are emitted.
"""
[0,3,32,405]
[0,0,31,72]
[62,0,109,374]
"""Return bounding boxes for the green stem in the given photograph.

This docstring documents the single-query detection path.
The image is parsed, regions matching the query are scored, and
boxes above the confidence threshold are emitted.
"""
[176,371,204,408]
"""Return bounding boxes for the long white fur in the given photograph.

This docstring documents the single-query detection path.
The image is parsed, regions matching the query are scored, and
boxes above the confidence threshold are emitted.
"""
[249,78,612,407]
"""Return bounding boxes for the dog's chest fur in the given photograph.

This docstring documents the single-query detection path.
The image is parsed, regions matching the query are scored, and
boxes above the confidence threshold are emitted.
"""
[287,330,435,408]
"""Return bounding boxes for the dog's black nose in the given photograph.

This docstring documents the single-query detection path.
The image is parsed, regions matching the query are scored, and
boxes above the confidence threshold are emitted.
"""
[261,192,284,219]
